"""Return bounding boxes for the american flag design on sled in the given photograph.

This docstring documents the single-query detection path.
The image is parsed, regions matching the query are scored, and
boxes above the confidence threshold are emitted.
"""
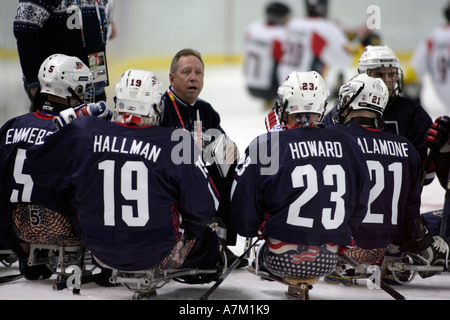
[262,238,339,278]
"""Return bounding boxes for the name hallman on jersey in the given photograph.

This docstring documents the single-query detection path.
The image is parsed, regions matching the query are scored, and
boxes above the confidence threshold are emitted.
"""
[93,135,161,162]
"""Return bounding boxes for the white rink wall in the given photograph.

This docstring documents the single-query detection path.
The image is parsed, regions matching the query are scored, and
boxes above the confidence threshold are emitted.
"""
[1,0,449,124]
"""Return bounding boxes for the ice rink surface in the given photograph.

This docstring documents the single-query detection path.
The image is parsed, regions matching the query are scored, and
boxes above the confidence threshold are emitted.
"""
[0,64,449,304]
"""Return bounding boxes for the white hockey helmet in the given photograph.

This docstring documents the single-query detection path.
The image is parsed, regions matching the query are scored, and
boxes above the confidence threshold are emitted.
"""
[334,73,389,123]
[358,45,400,72]
[358,45,403,96]
[39,54,92,101]
[115,69,163,125]
[277,71,329,120]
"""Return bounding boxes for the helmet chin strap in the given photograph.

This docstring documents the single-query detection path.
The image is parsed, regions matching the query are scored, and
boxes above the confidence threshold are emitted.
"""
[118,113,157,126]
[289,114,324,129]
[68,87,85,105]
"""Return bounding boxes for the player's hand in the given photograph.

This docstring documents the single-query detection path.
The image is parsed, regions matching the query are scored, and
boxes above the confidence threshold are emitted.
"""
[53,101,113,129]
[53,108,77,129]
[75,101,113,121]
[264,107,281,132]
[425,116,450,153]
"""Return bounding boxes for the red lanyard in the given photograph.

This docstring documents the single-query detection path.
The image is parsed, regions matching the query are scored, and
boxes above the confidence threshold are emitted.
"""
[167,89,202,149]
[167,89,186,130]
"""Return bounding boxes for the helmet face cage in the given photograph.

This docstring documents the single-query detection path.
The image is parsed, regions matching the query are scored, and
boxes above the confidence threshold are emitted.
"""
[335,74,389,123]
[366,67,403,98]
[39,54,92,101]
[114,69,163,126]
[276,71,329,126]
[358,45,403,97]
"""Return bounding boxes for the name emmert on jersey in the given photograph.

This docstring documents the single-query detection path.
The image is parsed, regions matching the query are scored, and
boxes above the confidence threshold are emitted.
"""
[4,127,52,146]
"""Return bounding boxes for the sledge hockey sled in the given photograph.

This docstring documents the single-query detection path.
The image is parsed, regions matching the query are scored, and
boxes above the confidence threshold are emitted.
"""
[108,217,228,300]
[109,266,225,300]
[26,243,97,292]
[331,252,447,286]
[381,253,447,284]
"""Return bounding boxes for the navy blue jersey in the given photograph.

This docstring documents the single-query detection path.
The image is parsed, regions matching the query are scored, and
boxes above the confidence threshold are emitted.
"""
[0,111,70,249]
[324,96,432,162]
[230,127,371,247]
[381,96,432,162]
[329,123,422,249]
[160,88,224,134]
[26,117,219,271]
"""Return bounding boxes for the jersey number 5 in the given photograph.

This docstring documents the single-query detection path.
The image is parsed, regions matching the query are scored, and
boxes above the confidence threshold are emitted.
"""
[10,148,33,203]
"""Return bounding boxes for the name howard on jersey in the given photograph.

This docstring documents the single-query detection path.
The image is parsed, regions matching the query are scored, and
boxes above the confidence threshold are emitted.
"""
[4,127,52,146]
[356,137,409,158]
[289,141,343,160]
[93,134,162,163]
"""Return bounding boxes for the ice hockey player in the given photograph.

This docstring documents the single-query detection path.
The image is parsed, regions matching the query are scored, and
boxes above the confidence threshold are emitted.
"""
[0,54,111,280]
[243,2,291,109]
[26,69,223,281]
[277,0,352,94]
[327,74,448,281]
[230,71,371,296]
[324,45,434,184]
[411,2,450,112]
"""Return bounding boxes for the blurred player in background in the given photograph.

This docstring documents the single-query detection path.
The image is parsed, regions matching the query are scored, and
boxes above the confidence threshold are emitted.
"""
[278,0,352,95]
[243,2,291,110]
[26,69,223,282]
[411,1,450,111]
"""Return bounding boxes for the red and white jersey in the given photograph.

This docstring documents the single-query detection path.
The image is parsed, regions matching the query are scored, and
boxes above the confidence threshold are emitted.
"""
[278,17,351,82]
[243,21,287,90]
[412,25,450,106]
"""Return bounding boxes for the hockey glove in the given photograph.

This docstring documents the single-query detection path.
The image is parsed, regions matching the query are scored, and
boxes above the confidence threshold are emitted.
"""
[425,116,450,153]
[264,107,281,132]
[53,101,113,129]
